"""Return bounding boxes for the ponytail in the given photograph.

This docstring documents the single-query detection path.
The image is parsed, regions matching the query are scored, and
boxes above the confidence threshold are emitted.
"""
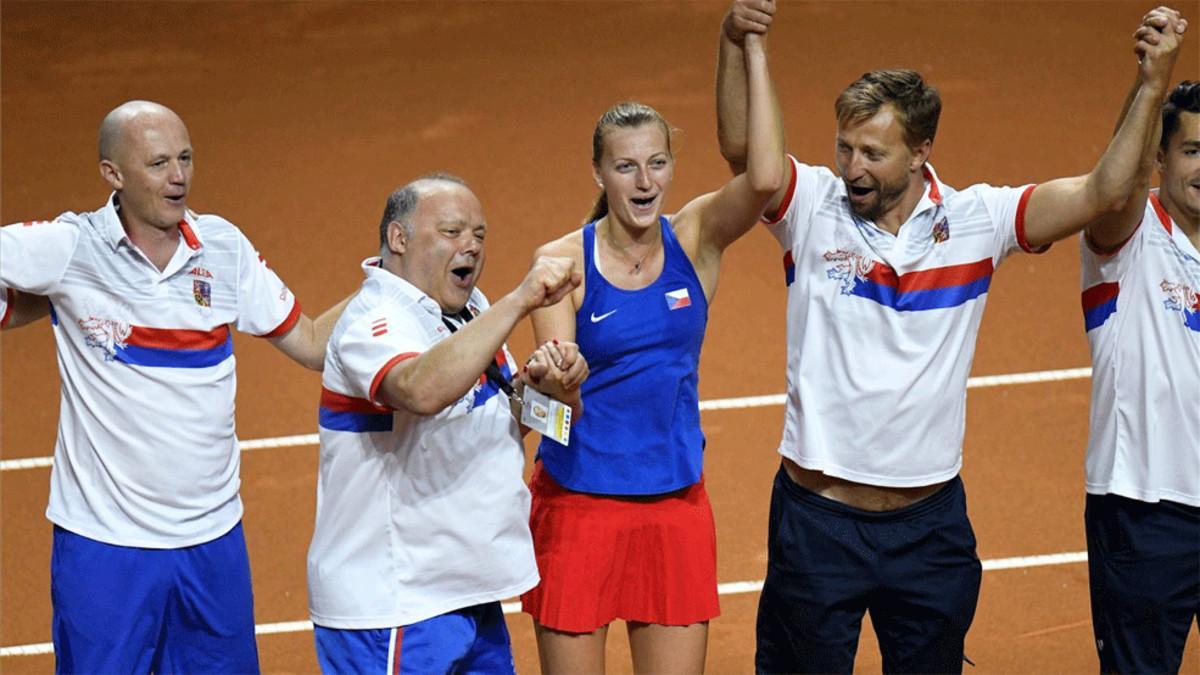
[584,191,608,225]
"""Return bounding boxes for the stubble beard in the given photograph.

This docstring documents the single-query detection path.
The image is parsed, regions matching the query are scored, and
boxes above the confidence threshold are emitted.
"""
[848,178,907,223]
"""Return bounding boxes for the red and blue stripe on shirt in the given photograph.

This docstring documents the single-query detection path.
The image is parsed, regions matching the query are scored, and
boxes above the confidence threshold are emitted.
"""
[114,325,233,368]
[845,258,994,312]
[318,388,394,433]
[1081,282,1120,332]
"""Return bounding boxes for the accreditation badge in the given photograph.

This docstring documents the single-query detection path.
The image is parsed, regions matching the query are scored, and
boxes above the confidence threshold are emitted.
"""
[520,386,571,446]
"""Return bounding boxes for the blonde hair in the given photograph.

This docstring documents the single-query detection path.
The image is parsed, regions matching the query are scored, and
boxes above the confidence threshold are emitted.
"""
[834,69,941,148]
[585,102,672,224]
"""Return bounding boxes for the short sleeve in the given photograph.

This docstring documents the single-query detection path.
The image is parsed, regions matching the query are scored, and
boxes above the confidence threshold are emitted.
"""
[975,183,1044,262]
[335,303,431,407]
[232,228,302,337]
[763,157,834,252]
[0,219,80,294]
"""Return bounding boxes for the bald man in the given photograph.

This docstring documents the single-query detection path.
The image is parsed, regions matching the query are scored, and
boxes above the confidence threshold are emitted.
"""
[0,100,345,673]
[308,174,586,673]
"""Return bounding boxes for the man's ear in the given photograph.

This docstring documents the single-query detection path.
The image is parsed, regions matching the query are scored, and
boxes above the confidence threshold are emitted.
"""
[99,159,123,191]
[1155,147,1166,174]
[386,221,407,256]
[910,138,932,172]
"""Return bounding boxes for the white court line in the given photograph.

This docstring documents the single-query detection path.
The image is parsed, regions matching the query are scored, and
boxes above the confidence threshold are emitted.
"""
[0,364,1096,655]
[0,367,1095,657]
[0,366,1092,473]
[0,549,1091,657]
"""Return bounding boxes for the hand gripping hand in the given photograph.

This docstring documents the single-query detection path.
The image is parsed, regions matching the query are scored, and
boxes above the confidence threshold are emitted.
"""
[1133,7,1188,91]
[723,0,775,45]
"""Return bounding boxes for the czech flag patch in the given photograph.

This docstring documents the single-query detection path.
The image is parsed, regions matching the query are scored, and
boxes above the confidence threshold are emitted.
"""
[193,280,212,307]
[665,287,691,310]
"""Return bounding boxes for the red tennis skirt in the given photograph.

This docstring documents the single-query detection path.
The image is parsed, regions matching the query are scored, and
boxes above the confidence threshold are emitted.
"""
[520,463,720,633]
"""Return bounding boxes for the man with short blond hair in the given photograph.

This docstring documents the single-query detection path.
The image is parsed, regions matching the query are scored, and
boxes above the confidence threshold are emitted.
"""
[716,2,1187,671]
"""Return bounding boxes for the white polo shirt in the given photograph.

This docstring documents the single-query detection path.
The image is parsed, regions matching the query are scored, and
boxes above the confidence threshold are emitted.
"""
[307,258,537,629]
[1080,193,1200,506]
[766,157,1039,487]
[0,195,300,547]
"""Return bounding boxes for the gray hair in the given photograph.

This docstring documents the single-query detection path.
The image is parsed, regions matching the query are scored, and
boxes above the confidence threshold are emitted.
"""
[378,172,468,247]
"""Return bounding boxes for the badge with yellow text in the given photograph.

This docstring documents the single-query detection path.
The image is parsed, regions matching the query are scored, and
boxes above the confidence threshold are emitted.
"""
[520,387,571,446]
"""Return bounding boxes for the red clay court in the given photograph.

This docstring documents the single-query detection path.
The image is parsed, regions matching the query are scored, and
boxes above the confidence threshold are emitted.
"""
[2,1,1198,672]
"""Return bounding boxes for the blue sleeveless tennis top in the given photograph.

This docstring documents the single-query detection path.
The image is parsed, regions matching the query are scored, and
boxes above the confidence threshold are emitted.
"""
[538,217,708,495]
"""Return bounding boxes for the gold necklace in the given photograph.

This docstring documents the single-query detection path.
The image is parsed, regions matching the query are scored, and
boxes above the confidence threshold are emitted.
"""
[603,223,660,274]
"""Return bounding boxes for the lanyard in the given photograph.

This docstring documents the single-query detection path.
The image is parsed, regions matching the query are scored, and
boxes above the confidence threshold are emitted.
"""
[440,308,517,400]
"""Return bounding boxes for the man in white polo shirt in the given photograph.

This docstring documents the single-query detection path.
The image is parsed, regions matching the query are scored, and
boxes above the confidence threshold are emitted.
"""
[0,100,345,673]
[1079,78,1199,673]
[716,3,1187,672]
[308,174,585,674]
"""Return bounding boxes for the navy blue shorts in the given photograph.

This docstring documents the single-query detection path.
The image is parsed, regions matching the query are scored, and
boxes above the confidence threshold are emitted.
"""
[50,522,259,674]
[1086,493,1200,674]
[756,465,981,674]
[314,602,514,674]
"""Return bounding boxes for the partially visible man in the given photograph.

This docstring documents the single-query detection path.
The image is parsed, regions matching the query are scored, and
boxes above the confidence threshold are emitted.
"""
[1079,78,1199,673]
[0,100,346,673]
[307,174,585,674]
[716,3,1186,672]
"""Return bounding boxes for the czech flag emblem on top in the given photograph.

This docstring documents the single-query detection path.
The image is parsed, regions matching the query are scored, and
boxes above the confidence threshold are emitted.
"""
[665,288,691,310]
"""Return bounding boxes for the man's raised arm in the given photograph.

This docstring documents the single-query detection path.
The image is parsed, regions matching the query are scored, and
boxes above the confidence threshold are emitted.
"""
[717,0,776,174]
[1022,6,1187,250]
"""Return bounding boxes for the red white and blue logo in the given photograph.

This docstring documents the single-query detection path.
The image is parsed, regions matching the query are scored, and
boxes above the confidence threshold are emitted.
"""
[193,279,212,307]
[1160,280,1200,332]
[78,315,132,362]
[932,216,950,244]
[665,288,691,310]
[824,249,992,312]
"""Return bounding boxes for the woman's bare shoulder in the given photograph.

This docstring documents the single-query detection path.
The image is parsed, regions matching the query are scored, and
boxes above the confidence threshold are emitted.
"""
[535,228,586,261]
